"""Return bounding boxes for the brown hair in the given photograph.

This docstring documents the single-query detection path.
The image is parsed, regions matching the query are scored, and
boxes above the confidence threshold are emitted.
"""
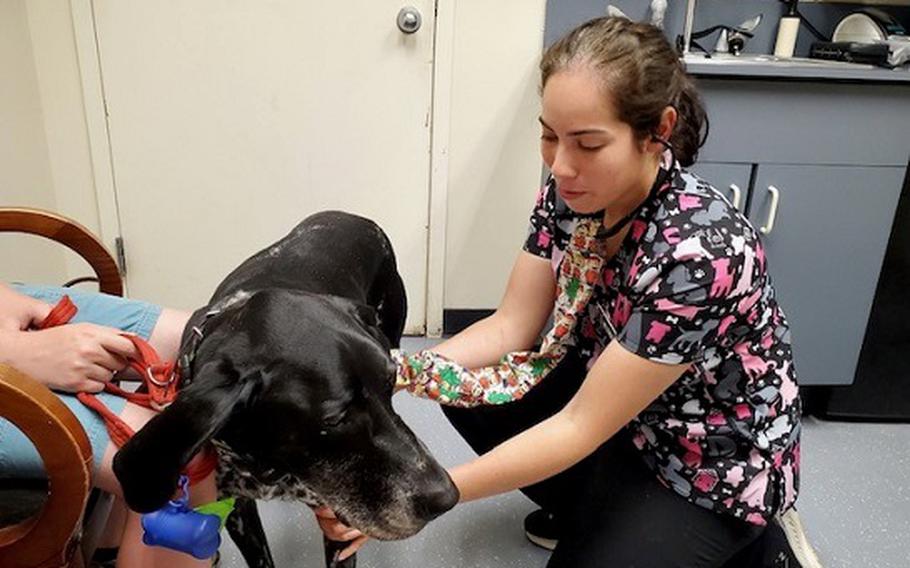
[540,16,708,167]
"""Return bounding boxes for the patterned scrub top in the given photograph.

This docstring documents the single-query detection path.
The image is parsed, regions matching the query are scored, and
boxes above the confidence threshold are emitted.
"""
[522,157,801,525]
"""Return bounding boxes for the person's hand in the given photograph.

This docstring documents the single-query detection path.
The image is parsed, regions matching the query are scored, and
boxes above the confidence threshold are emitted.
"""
[0,284,52,331]
[0,324,138,392]
[312,506,369,562]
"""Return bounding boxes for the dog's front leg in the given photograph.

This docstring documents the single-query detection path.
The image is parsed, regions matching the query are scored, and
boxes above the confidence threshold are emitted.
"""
[226,497,275,568]
[324,536,357,568]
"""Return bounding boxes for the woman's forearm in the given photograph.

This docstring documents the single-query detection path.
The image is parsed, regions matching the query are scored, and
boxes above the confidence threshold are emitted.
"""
[430,252,555,368]
[431,312,537,369]
[0,329,23,366]
[449,411,593,502]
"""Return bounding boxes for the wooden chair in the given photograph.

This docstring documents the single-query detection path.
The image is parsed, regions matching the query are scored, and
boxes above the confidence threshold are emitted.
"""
[0,207,123,568]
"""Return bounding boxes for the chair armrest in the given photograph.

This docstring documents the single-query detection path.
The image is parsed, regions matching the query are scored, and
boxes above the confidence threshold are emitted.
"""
[0,364,92,568]
[0,208,123,296]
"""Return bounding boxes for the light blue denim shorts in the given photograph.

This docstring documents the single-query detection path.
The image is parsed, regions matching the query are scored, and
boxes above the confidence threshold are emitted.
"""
[0,284,162,478]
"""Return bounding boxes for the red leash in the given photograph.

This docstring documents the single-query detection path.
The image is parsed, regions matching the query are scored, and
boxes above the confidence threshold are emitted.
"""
[38,295,216,485]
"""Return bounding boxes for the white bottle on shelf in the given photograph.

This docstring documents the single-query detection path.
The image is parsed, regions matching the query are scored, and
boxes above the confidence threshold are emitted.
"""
[774,0,800,58]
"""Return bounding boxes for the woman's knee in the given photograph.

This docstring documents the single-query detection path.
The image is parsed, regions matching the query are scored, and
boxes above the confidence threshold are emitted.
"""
[148,307,191,360]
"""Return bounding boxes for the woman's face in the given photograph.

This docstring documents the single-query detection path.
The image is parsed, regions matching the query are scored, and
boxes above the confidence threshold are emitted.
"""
[539,66,658,217]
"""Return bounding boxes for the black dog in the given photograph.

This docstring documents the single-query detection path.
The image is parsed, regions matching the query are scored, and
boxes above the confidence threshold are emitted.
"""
[113,211,459,567]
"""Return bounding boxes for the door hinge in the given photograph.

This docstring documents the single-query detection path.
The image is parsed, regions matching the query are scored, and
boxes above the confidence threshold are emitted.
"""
[114,237,127,276]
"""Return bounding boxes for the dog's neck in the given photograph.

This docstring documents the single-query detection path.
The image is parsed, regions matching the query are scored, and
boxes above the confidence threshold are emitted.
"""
[211,439,323,506]
[178,309,219,387]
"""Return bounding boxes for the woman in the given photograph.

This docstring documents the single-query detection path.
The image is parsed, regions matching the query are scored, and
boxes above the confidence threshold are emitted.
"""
[0,282,216,567]
[318,16,819,567]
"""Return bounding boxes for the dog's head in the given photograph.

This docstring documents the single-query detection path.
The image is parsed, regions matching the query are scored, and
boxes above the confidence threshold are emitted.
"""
[114,289,458,539]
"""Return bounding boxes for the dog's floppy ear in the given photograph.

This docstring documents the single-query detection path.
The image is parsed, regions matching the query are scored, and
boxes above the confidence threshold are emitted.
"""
[326,295,386,341]
[350,302,396,352]
[113,360,254,513]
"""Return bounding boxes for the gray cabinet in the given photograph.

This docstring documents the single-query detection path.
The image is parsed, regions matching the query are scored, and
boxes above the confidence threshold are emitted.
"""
[691,79,910,387]
[690,162,751,213]
[691,161,905,385]
[748,164,905,385]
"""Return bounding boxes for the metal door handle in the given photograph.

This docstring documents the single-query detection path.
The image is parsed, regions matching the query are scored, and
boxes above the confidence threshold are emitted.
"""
[760,185,781,234]
[729,183,742,210]
[397,6,422,34]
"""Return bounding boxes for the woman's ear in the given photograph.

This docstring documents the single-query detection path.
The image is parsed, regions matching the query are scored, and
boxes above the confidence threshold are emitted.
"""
[647,105,678,153]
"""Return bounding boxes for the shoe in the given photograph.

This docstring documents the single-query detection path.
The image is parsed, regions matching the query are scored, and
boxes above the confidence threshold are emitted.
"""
[775,508,824,568]
[524,509,559,551]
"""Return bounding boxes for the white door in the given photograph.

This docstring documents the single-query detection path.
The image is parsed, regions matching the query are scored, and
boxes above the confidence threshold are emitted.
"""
[90,1,434,333]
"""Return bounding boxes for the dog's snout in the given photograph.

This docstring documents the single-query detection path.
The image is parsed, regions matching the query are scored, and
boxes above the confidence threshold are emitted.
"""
[414,478,459,521]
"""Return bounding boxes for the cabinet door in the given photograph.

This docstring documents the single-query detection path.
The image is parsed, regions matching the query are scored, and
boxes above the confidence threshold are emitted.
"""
[689,162,751,213]
[749,165,905,385]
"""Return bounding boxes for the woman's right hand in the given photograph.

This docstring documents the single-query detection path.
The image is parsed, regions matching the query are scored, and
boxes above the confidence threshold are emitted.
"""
[0,324,138,392]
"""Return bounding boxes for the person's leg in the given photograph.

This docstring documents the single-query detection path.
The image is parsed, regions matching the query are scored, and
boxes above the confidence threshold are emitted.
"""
[93,500,128,568]
[93,302,202,566]
[69,292,208,568]
[724,508,824,568]
[7,286,212,567]
[546,432,764,568]
[146,307,190,361]
[94,401,217,568]
[99,501,128,548]
[74,295,211,568]
[2,285,189,476]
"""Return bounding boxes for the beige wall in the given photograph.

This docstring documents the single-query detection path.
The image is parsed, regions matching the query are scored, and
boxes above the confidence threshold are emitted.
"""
[1,0,546,312]
[444,0,546,309]
[0,0,65,285]
[26,0,101,238]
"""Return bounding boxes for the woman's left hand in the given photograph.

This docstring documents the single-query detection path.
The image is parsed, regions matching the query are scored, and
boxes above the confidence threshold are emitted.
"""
[312,506,370,561]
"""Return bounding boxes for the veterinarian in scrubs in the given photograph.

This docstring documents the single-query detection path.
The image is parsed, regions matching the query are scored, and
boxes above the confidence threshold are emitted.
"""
[0,283,216,567]
[317,16,819,568]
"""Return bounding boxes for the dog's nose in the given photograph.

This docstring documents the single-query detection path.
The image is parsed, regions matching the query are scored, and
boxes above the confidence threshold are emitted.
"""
[414,479,459,521]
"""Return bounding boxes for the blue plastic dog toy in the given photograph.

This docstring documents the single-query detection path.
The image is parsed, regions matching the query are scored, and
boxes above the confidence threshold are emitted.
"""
[141,476,235,559]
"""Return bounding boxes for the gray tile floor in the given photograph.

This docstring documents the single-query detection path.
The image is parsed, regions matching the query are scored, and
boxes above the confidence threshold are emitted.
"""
[218,337,910,567]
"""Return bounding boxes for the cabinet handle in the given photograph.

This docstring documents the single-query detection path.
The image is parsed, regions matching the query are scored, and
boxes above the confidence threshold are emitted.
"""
[760,185,781,235]
[729,183,742,210]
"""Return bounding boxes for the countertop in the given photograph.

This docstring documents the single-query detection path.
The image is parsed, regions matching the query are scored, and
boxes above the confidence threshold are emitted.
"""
[683,53,910,84]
